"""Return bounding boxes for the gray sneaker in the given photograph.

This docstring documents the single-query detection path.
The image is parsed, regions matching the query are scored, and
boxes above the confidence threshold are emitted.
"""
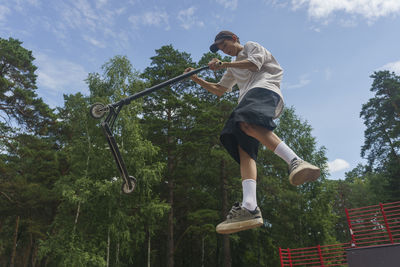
[216,202,263,235]
[289,158,321,186]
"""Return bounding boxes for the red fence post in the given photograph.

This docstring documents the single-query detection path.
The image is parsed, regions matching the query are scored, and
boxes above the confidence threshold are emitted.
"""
[279,247,284,267]
[380,202,394,244]
[287,248,293,267]
[317,244,325,267]
[345,208,357,247]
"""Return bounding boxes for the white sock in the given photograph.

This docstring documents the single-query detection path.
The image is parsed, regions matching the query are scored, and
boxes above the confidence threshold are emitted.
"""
[274,142,300,165]
[242,179,257,211]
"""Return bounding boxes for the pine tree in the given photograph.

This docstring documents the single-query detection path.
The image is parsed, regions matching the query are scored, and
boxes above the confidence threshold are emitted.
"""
[361,70,400,200]
[184,52,238,267]
[0,37,55,138]
[140,45,197,267]
[0,37,58,266]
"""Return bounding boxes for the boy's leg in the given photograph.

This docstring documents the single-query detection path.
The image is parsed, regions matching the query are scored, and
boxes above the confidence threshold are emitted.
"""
[216,146,263,234]
[239,122,281,151]
[238,145,257,180]
[238,146,257,211]
[239,122,320,185]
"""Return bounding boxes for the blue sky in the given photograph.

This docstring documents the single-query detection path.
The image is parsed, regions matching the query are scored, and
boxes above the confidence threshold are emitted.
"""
[1,0,400,180]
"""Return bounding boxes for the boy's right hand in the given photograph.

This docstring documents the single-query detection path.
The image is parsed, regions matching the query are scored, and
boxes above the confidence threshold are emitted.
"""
[184,67,198,80]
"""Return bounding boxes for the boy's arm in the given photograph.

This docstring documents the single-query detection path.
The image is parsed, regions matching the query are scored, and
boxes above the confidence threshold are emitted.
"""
[221,60,258,72]
[191,75,228,97]
[209,58,258,72]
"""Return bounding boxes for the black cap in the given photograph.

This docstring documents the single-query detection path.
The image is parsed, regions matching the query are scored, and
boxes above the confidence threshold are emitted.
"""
[209,31,236,53]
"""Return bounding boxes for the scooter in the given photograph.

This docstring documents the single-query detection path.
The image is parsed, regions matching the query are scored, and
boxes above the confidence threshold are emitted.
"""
[89,66,210,194]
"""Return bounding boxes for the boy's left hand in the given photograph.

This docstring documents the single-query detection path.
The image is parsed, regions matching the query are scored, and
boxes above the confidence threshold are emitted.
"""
[208,58,224,70]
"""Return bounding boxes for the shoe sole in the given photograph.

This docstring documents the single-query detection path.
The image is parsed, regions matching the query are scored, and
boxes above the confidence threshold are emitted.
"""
[216,217,263,235]
[290,165,321,186]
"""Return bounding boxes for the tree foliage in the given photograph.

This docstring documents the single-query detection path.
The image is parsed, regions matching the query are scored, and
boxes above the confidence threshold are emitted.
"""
[0,37,54,138]
[360,70,400,200]
[361,71,400,168]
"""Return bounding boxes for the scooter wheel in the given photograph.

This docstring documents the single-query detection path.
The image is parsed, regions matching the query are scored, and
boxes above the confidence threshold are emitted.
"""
[121,176,137,194]
[89,103,107,119]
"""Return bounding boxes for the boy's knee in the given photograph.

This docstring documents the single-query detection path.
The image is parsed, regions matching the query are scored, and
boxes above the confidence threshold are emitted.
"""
[239,122,249,131]
[239,122,254,136]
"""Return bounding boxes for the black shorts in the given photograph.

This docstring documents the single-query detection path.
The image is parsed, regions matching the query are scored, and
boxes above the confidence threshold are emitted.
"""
[220,88,282,164]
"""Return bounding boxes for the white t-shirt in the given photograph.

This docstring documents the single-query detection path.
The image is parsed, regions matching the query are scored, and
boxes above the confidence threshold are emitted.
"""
[218,41,284,118]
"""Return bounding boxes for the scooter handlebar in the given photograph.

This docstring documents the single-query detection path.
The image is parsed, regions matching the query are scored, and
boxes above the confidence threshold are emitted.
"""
[118,65,211,106]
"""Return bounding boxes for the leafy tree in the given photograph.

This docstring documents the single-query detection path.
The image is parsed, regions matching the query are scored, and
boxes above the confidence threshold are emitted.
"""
[361,71,400,167]
[0,37,54,138]
[0,37,58,267]
[0,134,60,266]
[168,52,238,267]
[140,45,198,267]
[38,56,167,266]
[360,70,400,199]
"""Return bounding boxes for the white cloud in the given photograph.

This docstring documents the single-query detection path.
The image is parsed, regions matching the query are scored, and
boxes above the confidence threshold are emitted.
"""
[25,0,40,6]
[380,60,400,75]
[114,7,126,15]
[129,10,170,30]
[265,0,289,8]
[216,0,238,10]
[55,0,124,33]
[178,7,204,30]
[310,26,321,32]
[287,74,311,89]
[95,0,108,9]
[43,19,67,41]
[0,5,10,21]
[212,13,234,24]
[83,35,106,48]
[60,0,98,32]
[339,17,358,27]
[324,68,332,80]
[328,159,350,173]
[11,0,40,12]
[35,53,88,96]
[103,28,131,51]
[43,1,128,49]
[291,0,400,21]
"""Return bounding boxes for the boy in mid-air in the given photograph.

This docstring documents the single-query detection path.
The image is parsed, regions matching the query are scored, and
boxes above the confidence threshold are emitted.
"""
[185,31,320,234]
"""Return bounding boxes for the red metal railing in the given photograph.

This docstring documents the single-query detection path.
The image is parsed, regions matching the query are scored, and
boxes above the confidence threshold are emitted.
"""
[345,201,400,247]
[279,201,400,267]
[279,242,351,267]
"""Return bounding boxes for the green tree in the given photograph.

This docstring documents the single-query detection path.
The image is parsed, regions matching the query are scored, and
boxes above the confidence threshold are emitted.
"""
[167,52,238,267]
[140,45,197,267]
[0,37,54,138]
[189,52,238,267]
[0,37,57,267]
[0,134,60,266]
[38,56,168,266]
[360,70,400,199]
[361,71,400,167]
